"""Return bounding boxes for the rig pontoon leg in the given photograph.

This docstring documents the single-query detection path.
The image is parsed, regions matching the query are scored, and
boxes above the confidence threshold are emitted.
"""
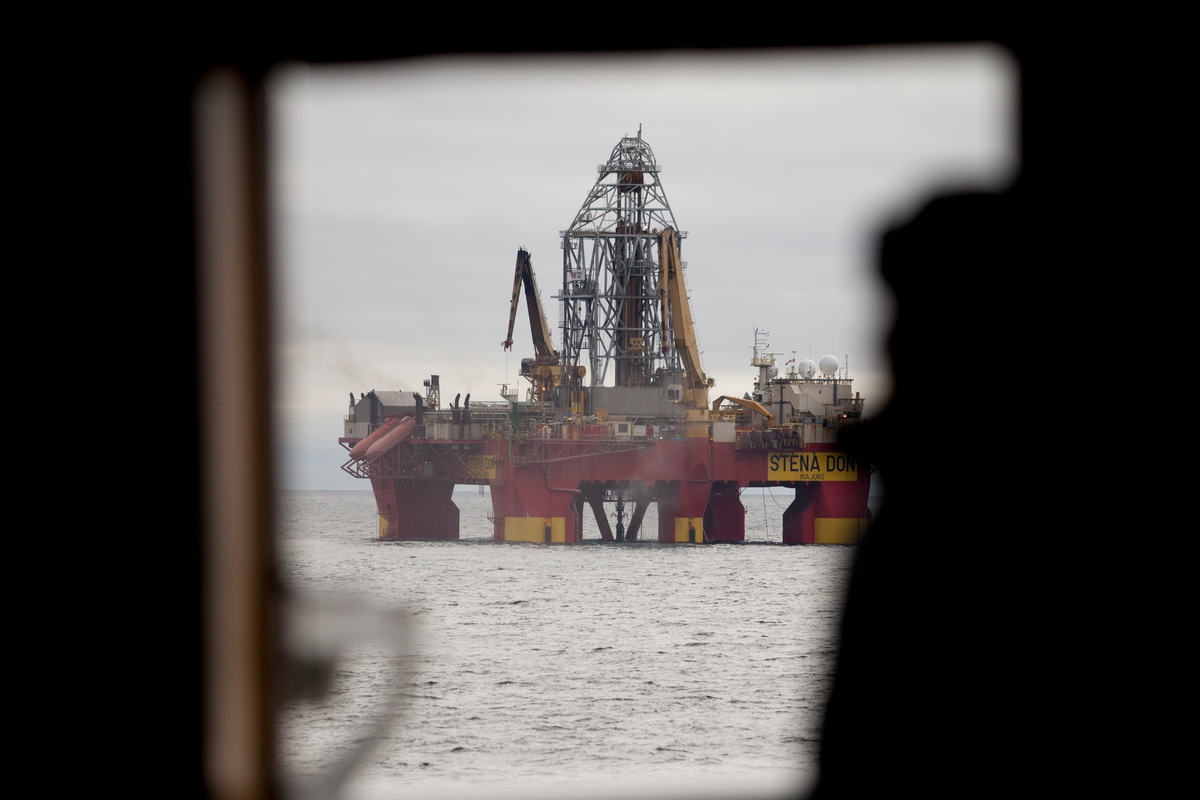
[704,481,746,542]
[811,467,873,544]
[656,481,713,543]
[582,485,615,541]
[373,479,459,540]
[490,468,583,543]
[781,483,820,544]
[625,485,653,542]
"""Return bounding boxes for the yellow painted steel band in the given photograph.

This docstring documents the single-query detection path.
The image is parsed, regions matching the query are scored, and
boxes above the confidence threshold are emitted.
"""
[674,517,704,543]
[504,517,566,543]
[378,515,388,539]
[813,517,871,544]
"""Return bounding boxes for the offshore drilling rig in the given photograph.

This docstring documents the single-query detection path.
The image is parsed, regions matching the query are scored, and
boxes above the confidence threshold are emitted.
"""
[340,132,870,544]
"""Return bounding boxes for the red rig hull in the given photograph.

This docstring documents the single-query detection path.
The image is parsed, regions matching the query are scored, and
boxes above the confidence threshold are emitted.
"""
[342,431,870,544]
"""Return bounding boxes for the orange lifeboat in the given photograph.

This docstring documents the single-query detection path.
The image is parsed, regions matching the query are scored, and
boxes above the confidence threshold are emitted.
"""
[365,416,416,461]
[348,417,401,460]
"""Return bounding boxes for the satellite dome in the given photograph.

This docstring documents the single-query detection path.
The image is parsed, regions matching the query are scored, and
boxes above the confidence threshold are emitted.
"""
[798,359,817,379]
[819,355,839,376]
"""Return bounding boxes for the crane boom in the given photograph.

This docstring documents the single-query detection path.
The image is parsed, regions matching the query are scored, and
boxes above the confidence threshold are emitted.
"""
[502,249,558,361]
[658,229,708,408]
[711,395,776,427]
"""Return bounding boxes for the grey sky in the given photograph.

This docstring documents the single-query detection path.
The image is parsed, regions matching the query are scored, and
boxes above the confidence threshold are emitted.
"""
[271,46,1017,490]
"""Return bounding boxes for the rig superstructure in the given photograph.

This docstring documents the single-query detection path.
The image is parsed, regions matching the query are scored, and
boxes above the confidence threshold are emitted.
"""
[340,132,871,544]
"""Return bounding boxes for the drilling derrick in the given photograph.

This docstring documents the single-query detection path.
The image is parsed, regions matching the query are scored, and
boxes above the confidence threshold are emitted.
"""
[559,131,686,397]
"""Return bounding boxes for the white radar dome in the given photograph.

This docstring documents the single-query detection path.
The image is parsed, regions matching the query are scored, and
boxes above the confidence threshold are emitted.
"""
[819,355,839,376]
[798,359,817,379]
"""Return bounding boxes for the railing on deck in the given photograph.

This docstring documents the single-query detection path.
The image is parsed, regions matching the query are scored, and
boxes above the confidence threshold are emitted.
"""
[734,428,805,450]
[514,436,656,465]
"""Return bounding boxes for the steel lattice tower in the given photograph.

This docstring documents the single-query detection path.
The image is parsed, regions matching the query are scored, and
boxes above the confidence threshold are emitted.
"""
[557,132,686,388]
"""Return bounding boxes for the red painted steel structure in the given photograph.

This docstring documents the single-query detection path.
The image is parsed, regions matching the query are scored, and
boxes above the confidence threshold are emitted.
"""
[339,431,870,544]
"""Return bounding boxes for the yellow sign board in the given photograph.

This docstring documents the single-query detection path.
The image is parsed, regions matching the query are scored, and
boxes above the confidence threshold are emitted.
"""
[468,455,496,480]
[767,451,857,482]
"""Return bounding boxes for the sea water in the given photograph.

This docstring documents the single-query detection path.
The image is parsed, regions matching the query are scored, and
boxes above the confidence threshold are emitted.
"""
[276,489,872,799]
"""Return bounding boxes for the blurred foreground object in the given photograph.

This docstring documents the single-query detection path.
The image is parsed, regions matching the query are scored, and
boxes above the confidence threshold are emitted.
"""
[280,596,414,800]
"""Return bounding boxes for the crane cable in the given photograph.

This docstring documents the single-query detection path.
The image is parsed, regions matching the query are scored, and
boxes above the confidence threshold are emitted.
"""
[766,486,788,510]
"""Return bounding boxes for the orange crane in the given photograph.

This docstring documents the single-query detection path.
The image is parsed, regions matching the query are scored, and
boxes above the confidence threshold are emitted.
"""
[503,249,565,403]
[710,395,776,426]
[657,229,717,432]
